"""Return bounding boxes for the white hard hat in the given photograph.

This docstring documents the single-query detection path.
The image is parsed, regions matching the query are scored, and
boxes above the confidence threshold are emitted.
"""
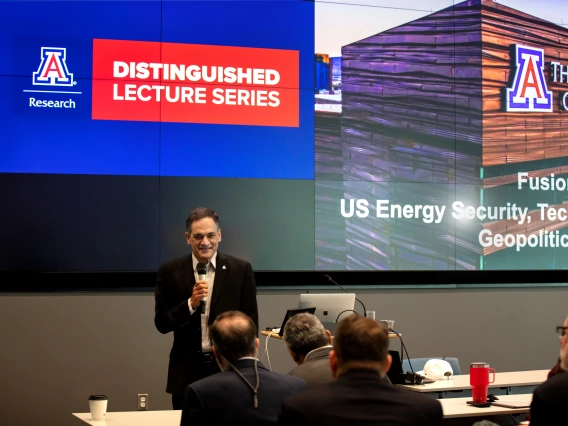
[423,359,453,380]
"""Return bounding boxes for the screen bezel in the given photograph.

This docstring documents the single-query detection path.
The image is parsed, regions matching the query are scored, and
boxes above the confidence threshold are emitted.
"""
[1,269,565,292]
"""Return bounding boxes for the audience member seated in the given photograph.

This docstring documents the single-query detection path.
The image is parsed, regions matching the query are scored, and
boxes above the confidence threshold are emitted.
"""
[546,356,563,379]
[521,355,565,425]
[283,313,392,387]
[181,311,307,426]
[277,314,443,426]
[527,314,568,426]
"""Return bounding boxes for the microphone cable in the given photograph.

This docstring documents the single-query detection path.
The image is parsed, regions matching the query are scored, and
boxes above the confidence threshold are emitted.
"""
[260,333,273,371]
[389,329,414,374]
[389,328,423,385]
[324,274,367,317]
[335,309,359,322]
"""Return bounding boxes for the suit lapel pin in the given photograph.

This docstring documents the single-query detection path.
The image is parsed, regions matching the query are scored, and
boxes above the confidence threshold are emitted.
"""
[222,265,227,269]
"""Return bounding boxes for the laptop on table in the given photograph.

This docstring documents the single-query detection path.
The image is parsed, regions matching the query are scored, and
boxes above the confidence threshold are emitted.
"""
[276,307,316,337]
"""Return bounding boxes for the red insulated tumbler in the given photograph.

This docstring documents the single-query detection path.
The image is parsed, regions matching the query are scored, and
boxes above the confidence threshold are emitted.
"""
[470,362,496,403]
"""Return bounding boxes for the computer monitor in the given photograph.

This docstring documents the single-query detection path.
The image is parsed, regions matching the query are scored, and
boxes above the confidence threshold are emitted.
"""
[298,293,356,323]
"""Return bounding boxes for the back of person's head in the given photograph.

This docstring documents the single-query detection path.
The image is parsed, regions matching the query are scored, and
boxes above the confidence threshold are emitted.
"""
[209,311,257,366]
[332,314,390,375]
[283,313,330,364]
[472,421,501,426]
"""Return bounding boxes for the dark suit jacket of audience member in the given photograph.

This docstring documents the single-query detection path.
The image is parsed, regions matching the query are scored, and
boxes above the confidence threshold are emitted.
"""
[529,371,568,426]
[525,358,564,422]
[278,369,443,426]
[288,346,392,387]
[181,359,308,426]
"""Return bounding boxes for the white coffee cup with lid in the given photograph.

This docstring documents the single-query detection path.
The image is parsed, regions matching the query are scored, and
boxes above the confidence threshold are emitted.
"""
[88,395,108,421]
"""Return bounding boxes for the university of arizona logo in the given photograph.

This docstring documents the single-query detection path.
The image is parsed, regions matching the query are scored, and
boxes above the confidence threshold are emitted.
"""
[506,45,552,112]
[32,47,75,87]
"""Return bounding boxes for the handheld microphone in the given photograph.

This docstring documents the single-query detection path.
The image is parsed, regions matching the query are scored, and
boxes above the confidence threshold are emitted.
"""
[197,262,207,314]
[323,274,367,318]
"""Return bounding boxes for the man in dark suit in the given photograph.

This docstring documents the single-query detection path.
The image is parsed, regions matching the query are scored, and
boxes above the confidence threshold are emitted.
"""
[528,314,568,425]
[181,311,307,426]
[154,207,258,409]
[283,312,391,387]
[278,314,443,426]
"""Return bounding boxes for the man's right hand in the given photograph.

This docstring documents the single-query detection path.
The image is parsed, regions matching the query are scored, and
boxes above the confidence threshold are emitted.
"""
[189,280,208,309]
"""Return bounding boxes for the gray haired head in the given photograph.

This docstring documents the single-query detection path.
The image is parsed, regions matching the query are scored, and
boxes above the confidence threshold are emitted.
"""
[472,421,501,426]
[283,313,329,360]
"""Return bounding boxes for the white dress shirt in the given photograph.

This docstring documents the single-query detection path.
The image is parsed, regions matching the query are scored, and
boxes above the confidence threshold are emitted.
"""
[188,252,217,352]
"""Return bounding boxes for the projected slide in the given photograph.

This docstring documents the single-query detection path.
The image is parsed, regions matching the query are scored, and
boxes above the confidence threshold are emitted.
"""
[0,1,314,179]
[314,0,568,271]
[0,0,315,271]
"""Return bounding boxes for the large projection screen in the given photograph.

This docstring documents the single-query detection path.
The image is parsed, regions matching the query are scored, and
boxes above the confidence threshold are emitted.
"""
[2,0,568,288]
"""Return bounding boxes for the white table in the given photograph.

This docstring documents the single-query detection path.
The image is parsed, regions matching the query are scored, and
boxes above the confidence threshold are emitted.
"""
[439,394,532,418]
[398,369,548,393]
[73,410,181,426]
[73,394,532,424]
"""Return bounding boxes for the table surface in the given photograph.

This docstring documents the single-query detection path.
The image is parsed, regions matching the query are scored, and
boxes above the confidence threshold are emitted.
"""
[438,394,532,418]
[73,411,181,426]
[73,393,533,423]
[261,330,400,339]
[398,369,548,393]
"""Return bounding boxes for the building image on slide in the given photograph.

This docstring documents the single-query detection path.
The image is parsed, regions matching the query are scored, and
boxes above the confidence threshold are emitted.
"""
[315,0,568,271]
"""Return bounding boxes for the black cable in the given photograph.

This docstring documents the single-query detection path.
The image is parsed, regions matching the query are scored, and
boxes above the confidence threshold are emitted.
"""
[335,309,358,322]
[324,274,367,318]
[389,328,415,375]
[220,354,260,409]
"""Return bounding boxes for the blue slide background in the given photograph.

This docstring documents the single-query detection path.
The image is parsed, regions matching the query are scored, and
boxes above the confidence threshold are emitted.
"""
[0,0,315,178]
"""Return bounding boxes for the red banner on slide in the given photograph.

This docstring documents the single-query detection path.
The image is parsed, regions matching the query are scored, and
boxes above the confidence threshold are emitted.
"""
[92,39,299,127]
